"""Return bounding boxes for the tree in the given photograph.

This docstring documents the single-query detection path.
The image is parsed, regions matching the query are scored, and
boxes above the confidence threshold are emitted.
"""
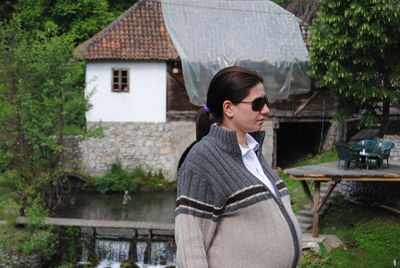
[0,24,89,211]
[309,0,400,136]
[11,0,114,43]
[283,0,319,25]
[0,0,138,212]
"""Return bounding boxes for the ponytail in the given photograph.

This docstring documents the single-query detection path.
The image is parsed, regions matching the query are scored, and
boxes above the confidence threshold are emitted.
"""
[195,106,214,141]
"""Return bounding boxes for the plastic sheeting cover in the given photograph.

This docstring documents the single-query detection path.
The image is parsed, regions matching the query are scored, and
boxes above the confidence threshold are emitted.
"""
[161,0,310,105]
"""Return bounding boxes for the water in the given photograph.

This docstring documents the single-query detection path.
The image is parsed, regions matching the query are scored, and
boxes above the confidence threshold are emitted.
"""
[56,192,176,223]
[79,238,176,268]
[95,240,130,262]
[57,192,177,267]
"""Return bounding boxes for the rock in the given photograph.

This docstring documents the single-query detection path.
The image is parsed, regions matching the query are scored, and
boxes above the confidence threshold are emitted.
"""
[301,233,344,254]
[120,260,140,268]
[322,234,344,253]
[77,263,95,268]
[302,241,320,253]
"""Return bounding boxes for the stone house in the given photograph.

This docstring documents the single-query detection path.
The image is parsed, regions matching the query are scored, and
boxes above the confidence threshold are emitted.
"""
[75,0,337,180]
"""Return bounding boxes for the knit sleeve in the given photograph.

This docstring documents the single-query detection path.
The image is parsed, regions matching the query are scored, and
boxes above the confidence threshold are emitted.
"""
[175,169,219,268]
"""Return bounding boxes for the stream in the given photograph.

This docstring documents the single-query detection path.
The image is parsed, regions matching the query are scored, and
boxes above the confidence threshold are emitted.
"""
[56,192,176,267]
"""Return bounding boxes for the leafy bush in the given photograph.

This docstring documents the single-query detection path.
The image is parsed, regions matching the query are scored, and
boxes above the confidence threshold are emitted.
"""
[0,197,58,266]
[94,162,130,193]
[94,162,176,194]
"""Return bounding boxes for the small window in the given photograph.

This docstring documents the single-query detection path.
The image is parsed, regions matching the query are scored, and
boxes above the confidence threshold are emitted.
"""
[112,68,129,92]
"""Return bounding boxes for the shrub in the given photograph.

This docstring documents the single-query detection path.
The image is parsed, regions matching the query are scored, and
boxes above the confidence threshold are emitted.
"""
[94,162,176,193]
[0,197,58,266]
[94,162,130,193]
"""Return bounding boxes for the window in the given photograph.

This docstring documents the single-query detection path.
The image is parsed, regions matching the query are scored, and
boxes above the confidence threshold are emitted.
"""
[112,68,129,92]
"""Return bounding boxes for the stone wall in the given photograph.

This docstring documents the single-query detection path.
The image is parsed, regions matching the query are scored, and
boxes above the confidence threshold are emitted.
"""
[63,119,275,181]
[79,121,196,180]
[339,135,400,208]
[322,123,339,152]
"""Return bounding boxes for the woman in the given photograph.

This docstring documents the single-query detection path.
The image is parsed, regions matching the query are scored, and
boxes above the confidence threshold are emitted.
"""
[175,66,301,268]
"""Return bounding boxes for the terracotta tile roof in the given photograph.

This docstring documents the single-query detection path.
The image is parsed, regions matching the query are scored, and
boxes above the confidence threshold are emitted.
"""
[76,0,179,61]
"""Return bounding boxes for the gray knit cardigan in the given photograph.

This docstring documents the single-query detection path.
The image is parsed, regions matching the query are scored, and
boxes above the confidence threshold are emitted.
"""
[175,124,301,268]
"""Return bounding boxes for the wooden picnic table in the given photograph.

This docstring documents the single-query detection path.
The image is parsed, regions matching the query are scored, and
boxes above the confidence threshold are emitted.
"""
[284,162,400,237]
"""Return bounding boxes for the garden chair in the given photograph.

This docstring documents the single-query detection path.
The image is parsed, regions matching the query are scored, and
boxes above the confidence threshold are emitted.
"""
[376,141,395,168]
[336,144,360,169]
[351,139,381,169]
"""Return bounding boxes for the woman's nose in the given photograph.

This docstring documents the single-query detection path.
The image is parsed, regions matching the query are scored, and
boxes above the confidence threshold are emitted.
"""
[261,104,270,115]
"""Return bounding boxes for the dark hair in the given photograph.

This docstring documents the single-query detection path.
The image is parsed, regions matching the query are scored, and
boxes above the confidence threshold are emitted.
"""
[196,66,264,141]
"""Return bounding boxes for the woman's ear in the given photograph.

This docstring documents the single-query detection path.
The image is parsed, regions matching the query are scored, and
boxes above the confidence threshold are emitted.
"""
[222,100,234,118]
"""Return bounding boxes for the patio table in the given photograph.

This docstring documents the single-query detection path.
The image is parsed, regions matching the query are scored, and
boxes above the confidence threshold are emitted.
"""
[358,150,382,170]
[284,161,400,237]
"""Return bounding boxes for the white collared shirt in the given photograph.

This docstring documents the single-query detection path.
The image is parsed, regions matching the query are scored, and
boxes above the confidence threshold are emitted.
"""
[239,133,278,197]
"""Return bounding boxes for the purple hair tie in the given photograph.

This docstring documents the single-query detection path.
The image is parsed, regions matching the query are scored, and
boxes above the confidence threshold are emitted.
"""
[203,105,211,113]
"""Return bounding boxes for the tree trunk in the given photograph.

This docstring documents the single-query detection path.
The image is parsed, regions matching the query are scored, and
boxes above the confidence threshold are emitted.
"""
[379,98,390,137]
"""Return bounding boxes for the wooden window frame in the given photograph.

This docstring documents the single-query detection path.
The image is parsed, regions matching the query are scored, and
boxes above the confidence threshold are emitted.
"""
[112,68,130,92]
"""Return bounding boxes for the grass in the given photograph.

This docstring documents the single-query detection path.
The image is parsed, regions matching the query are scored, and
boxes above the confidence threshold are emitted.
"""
[292,149,339,167]
[280,171,307,213]
[281,149,400,268]
[300,197,400,267]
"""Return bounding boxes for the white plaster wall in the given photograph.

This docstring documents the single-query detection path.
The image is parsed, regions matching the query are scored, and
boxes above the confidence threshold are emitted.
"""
[85,61,166,122]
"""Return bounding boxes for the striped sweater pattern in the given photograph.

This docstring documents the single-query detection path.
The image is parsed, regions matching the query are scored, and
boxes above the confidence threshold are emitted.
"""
[175,124,301,268]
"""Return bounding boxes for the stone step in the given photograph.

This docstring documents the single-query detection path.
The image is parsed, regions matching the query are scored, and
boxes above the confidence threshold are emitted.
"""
[296,210,313,217]
[296,214,313,224]
[296,182,341,233]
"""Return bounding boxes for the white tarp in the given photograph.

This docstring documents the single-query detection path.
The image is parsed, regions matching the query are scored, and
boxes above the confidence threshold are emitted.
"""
[161,0,310,105]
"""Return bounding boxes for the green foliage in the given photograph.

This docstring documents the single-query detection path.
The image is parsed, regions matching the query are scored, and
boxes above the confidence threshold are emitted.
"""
[66,226,80,238]
[95,162,176,194]
[95,162,131,193]
[0,198,58,266]
[300,243,335,268]
[0,0,137,213]
[0,23,92,211]
[58,226,82,265]
[2,0,138,44]
[309,0,400,132]
[0,142,13,173]
[293,148,338,167]
[11,0,110,43]
[300,197,400,267]
[141,170,174,192]
[0,198,19,224]
[0,0,138,265]
[56,264,75,268]
[279,170,307,213]
[0,171,18,205]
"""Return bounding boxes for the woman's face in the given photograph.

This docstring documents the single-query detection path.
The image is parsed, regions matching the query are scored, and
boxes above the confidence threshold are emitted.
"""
[228,82,270,134]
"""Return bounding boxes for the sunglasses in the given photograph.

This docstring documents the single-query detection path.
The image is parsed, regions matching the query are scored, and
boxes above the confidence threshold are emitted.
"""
[239,96,268,111]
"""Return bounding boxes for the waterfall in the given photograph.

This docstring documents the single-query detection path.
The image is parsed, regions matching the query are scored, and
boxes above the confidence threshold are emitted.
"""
[80,238,176,268]
[96,239,130,262]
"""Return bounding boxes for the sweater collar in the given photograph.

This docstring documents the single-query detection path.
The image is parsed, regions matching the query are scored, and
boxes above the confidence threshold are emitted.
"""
[206,124,266,156]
